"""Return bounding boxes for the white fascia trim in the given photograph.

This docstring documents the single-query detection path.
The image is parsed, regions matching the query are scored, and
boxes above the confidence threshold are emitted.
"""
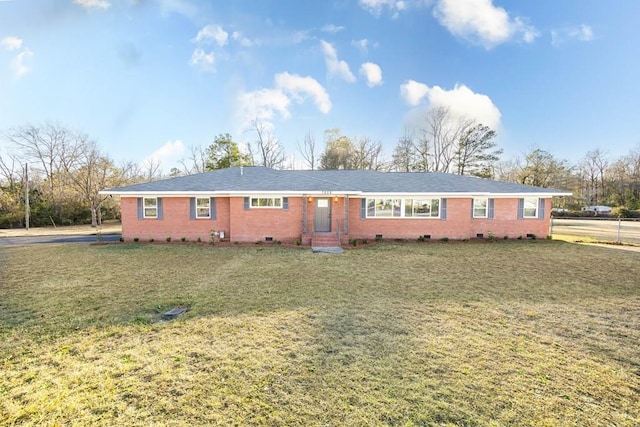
[354,192,571,198]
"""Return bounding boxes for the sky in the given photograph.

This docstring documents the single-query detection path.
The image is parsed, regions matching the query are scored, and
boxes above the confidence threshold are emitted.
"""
[1,0,639,173]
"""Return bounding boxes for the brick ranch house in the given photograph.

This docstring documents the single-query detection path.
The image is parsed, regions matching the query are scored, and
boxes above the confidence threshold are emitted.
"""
[101,166,570,246]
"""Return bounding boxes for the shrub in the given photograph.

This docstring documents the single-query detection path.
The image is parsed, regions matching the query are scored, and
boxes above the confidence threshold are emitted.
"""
[133,237,139,243]
[517,236,523,240]
[362,239,368,244]
[487,232,496,241]
[255,240,263,245]
[611,206,632,218]
[503,236,509,240]
[196,237,201,243]
[417,236,424,242]
[440,237,449,242]
[149,237,154,243]
[119,237,124,242]
[295,239,301,246]
[181,237,187,242]
[350,239,357,247]
[166,237,171,243]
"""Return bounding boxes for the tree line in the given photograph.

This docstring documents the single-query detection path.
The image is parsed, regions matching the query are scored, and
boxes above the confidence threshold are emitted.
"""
[1,109,639,228]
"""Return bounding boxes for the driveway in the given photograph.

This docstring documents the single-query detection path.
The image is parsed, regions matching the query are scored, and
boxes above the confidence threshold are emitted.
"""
[0,234,121,246]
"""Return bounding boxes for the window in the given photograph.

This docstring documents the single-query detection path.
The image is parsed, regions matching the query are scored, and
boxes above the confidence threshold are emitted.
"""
[196,197,210,218]
[473,198,488,218]
[404,198,439,218]
[523,197,538,218]
[143,197,157,218]
[250,197,282,208]
[366,198,439,218]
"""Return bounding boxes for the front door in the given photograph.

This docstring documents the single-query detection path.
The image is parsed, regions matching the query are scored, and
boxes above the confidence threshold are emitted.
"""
[314,198,331,232]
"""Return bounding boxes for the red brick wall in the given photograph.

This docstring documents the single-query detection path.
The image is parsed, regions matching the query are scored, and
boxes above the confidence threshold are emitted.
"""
[121,197,230,242]
[121,196,552,242]
[347,197,552,240]
[228,197,303,243]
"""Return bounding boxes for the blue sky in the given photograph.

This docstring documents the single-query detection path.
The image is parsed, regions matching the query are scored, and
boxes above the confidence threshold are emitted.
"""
[1,0,639,172]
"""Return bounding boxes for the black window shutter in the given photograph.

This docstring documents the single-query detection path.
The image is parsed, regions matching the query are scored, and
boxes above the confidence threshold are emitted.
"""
[189,198,196,220]
[360,199,366,219]
[210,197,216,220]
[244,197,250,210]
[488,199,495,219]
[440,198,447,220]
[157,198,163,220]
[538,198,545,219]
[470,199,475,218]
[283,197,289,210]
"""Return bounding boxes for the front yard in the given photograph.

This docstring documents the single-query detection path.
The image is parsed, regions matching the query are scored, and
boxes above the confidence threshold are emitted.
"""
[0,241,638,425]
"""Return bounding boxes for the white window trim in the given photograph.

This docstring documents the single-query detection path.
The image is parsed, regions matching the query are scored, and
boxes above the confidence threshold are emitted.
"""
[143,197,157,219]
[523,197,538,218]
[250,197,283,209]
[473,197,488,218]
[195,197,210,219]
[366,198,440,219]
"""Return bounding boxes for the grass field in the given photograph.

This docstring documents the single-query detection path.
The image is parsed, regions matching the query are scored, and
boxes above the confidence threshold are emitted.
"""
[1,241,639,426]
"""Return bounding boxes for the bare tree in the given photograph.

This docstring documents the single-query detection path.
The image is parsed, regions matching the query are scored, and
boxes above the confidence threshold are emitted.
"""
[249,120,285,169]
[179,145,209,175]
[62,139,120,226]
[140,157,163,181]
[351,137,384,170]
[297,131,319,170]
[414,106,474,172]
[391,132,416,172]
[581,149,609,205]
[5,123,75,217]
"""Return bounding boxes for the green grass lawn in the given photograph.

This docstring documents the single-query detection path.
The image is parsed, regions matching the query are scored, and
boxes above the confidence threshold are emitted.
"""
[1,241,639,426]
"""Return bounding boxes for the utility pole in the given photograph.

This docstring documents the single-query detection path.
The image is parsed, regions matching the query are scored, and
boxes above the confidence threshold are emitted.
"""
[24,163,29,231]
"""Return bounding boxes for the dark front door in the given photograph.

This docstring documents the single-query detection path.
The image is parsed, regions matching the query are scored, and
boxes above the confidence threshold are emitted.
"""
[314,198,331,232]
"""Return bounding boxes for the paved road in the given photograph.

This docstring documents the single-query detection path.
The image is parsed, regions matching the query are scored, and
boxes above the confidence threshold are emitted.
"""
[552,218,640,245]
[0,234,121,246]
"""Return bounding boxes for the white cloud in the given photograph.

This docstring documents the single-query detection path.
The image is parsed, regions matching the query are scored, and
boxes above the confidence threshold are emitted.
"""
[359,0,407,17]
[351,38,369,53]
[400,80,430,106]
[433,0,538,49]
[73,0,110,9]
[1,36,23,51]
[551,24,595,47]
[360,62,383,87]
[194,24,228,46]
[189,48,215,72]
[143,140,185,170]
[232,31,253,47]
[11,48,33,79]
[238,88,292,123]
[401,80,501,129]
[321,24,345,34]
[237,73,331,129]
[320,40,356,83]
[275,72,332,114]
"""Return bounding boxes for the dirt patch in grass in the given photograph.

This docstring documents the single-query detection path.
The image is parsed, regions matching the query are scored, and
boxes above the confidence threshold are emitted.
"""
[1,242,639,425]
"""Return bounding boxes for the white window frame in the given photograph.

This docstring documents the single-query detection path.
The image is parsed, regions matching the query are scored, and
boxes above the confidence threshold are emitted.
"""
[473,198,488,218]
[195,197,210,219]
[523,197,538,218]
[250,197,283,209]
[143,197,157,219]
[366,198,440,219]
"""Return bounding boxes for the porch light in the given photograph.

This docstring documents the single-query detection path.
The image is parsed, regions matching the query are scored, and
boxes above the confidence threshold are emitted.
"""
[334,196,338,203]
[308,196,313,203]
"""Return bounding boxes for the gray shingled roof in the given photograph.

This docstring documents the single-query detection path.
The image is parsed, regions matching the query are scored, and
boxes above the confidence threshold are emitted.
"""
[101,166,570,195]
